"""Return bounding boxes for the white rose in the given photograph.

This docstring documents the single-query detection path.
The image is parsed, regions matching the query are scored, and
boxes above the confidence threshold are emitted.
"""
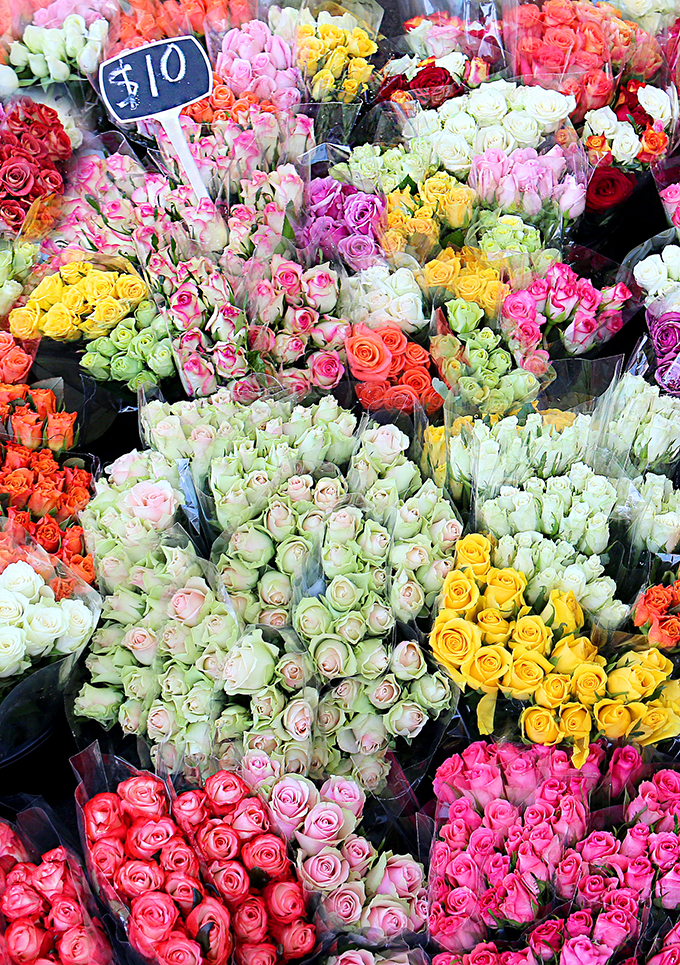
[0,589,24,626]
[41,28,66,58]
[8,42,30,67]
[435,52,467,77]
[435,132,474,174]
[557,564,588,597]
[27,53,49,77]
[467,87,508,124]
[611,122,641,164]
[77,41,101,74]
[662,245,680,282]
[47,57,70,82]
[443,110,478,141]
[392,294,425,331]
[502,110,541,147]
[389,266,420,297]
[473,125,516,154]
[580,576,618,613]
[87,18,109,43]
[0,562,43,602]
[22,25,46,53]
[585,106,619,139]
[57,599,95,652]
[0,65,18,97]
[634,253,668,294]
[524,87,575,132]
[0,626,28,678]
[24,603,68,657]
[407,109,442,137]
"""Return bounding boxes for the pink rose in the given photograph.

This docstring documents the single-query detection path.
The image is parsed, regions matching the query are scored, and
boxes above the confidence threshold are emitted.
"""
[654,771,680,804]
[434,756,465,803]
[454,764,504,809]
[123,480,177,529]
[521,350,551,376]
[503,290,537,324]
[516,842,550,883]
[609,746,644,799]
[559,937,612,965]
[555,851,586,900]
[564,910,593,938]
[269,776,319,839]
[599,282,631,311]
[529,919,564,959]
[497,872,540,924]
[444,853,479,891]
[359,895,411,941]
[650,833,680,872]
[441,818,471,851]
[295,802,356,856]
[169,580,208,627]
[319,777,365,819]
[369,855,423,899]
[625,783,665,825]
[601,889,638,917]
[577,832,621,864]
[301,848,350,891]
[213,343,248,379]
[503,757,539,807]
[486,853,511,888]
[285,307,318,336]
[323,881,365,926]
[576,874,618,909]
[592,908,637,950]
[302,266,338,313]
[169,283,203,331]
[467,827,500,862]
[553,796,588,847]
[308,350,344,389]
[484,800,519,836]
[657,866,680,909]
[620,824,650,859]
[271,256,303,302]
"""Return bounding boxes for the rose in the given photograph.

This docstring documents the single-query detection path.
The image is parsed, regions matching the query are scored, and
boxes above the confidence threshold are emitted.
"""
[196,820,239,861]
[232,897,268,944]
[186,899,233,965]
[46,896,83,933]
[125,817,178,860]
[586,165,637,212]
[263,880,306,924]
[270,920,316,960]
[204,771,249,814]
[128,893,179,957]
[236,944,278,965]
[163,873,205,915]
[4,919,51,964]
[1,885,46,922]
[55,926,111,965]
[231,798,270,841]
[296,802,356,856]
[300,848,350,891]
[345,324,392,382]
[83,794,126,842]
[157,933,203,965]
[269,776,319,838]
[161,839,199,877]
[359,895,410,940]
[114,860,165,898]
[241,833,289,878]
[89,837,125,879]
[209,860,250,903]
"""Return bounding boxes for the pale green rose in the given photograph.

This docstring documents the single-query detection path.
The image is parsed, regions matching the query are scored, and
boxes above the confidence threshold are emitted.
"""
[223,630,279,695]
[446,297,484,334]
[252,684,287,724]
[385,699,428,739]
[74,683,123,724]
[294,597,334,640]
[410,671,454,714]
[326,575,366,613]
[121,665,161,703]
[355,638,390,679]
[311,635,358,679]
[215,705,252,740]
[322,541,359,577]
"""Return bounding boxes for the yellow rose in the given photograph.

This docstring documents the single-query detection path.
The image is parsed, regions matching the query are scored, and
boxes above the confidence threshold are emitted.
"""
[422,424,446,488]
[88,296,128,327]
[440,571,480,618]
[660,679,680,707]
[81,269,118,303]
[318,23,346,48]
[62,286,87,314]
[460,644,513,694]
[406,216,439,242]
[520,706,560,746]
[453,272,485,304]
[9,304,41,340]
[387,209,409,231]
[59,260,92,285]
[541,409,576,430]
[551,635,605,674]
[420,172,456,207]
[115,274,147,305]
[621,647,673,685]
[324,46,348,79]
[633,701,680,746]
[346,27,377,58]
[483,568,527,616]
[559,702,592,767]
[535,673,571,709]
[570,663,608,706]
[340,77,361,102]
[476,608,513,646]
[480,280,510,317]
[298,36,326,68]
[381,229,407,254]
[510,609,552,655]
[444,186,475,229]
[430,615,481,675]
[501,648,553,700]
[540,590,584,637]
[30,273,63,310]
[607,665,658,701]
[455,534,491,579]
[423,260,457,290]
[42,304,80,340]
[347,57,373,84]
[311,68,336,100]
[297,24,315,39]
[439,248,461,267]
[593,698,647,739]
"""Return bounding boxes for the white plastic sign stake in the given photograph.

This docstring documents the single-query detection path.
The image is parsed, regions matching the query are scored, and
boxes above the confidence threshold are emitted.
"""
[99,36,212,200]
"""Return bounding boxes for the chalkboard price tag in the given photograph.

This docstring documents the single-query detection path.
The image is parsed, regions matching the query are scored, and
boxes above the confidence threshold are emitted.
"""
[99,36,213,199]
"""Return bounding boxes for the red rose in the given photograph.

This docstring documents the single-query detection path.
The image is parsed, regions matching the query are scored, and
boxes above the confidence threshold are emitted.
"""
[232,896,269,944]
[113,859,165,899]
[408,66,463,108]
[36,168,64,196]
[5,918,52,964]
[0,200,28,231]
[60,526,85,557]
[117,775,168,821]
[45,896,83,933]
[56,924,111,965]
[125,817,178,861]
[186,898,233,965]
[89,837,125,880]
[0,884,46,922]
[6,865,35,887]
[375,73,408,104]
[196,820,240,862]
[0,159,36,198]
[208,860,250,904]
[128,892,179,957]
[240,834,289,879]
[33,517,61,554]
[262,881,306,925]
[163,872,204,915]
[204,772,249,815]
[270,920,316,961]
[157,931,203,965]
[235,945,278,965]
[83,795,127,843]
[172,790,209,832]
[586,165,637,212]
[160,840,199,877]
[231,800,270,842]
[31,860,74,902]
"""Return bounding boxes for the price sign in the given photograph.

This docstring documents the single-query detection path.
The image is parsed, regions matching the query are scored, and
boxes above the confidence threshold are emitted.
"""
[99,37,213,200]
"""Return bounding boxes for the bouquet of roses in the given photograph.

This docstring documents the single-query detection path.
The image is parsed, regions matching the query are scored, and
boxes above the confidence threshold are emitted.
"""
[644,293,680,395]
[0,812,115,965]
[1,382,78,452]
[0,333,36,385]
[345,324,445,415]
[75,759,317,965]
[6,14,109,84]
[374,51,487,111]
[339,263,428,334]
[212,19,302,112]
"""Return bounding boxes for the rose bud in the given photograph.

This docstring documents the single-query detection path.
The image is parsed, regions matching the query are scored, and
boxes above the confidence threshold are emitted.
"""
[89,837,125,880]
[172,791,208,832]
[5,918,52,964]
[117,775,168,821]
[125,817,178,861]
[209,859,251,905]
[232,896,269,944]
[195,820,239,862]
[236,945,279,965]
[160,840,200,878]
[204,772,249,816]
[241,834,289,880]
[114,860,165,899]
[262,880,306,925]
[83,794,127,842]
[163,873,205,915]
[1,884,47,922]
[157,931,203,965]
[46,895,84,934]
[186,898,233,965]
[270,919,316,960]
[128,892,179,958]
[56,924,111,965]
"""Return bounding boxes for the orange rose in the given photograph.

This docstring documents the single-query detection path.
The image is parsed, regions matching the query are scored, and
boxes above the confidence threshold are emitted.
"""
[404,342,430,366]
[421,384,445,415]
[46,412,77,452]
[379,327,408,355]
[0,383,27,404]
[28,481,61,517]
[28,388,57,420]
[383,384,420,413]
[635,584,675,626]
[585,134,610,159]
[400,365,432,394]
[388,354,406,379]
[639,128,668,161]
[10,411,44,449]
[0,468,34,508]
[649,616,680,650]
[0,345,33,384]
[345,324,393,382]
[66,554,96,584]
[34,516,62,554]
[211,84,236,110]
[355,381,390,411]
[60,526,85,557]
[50,577,77,601]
